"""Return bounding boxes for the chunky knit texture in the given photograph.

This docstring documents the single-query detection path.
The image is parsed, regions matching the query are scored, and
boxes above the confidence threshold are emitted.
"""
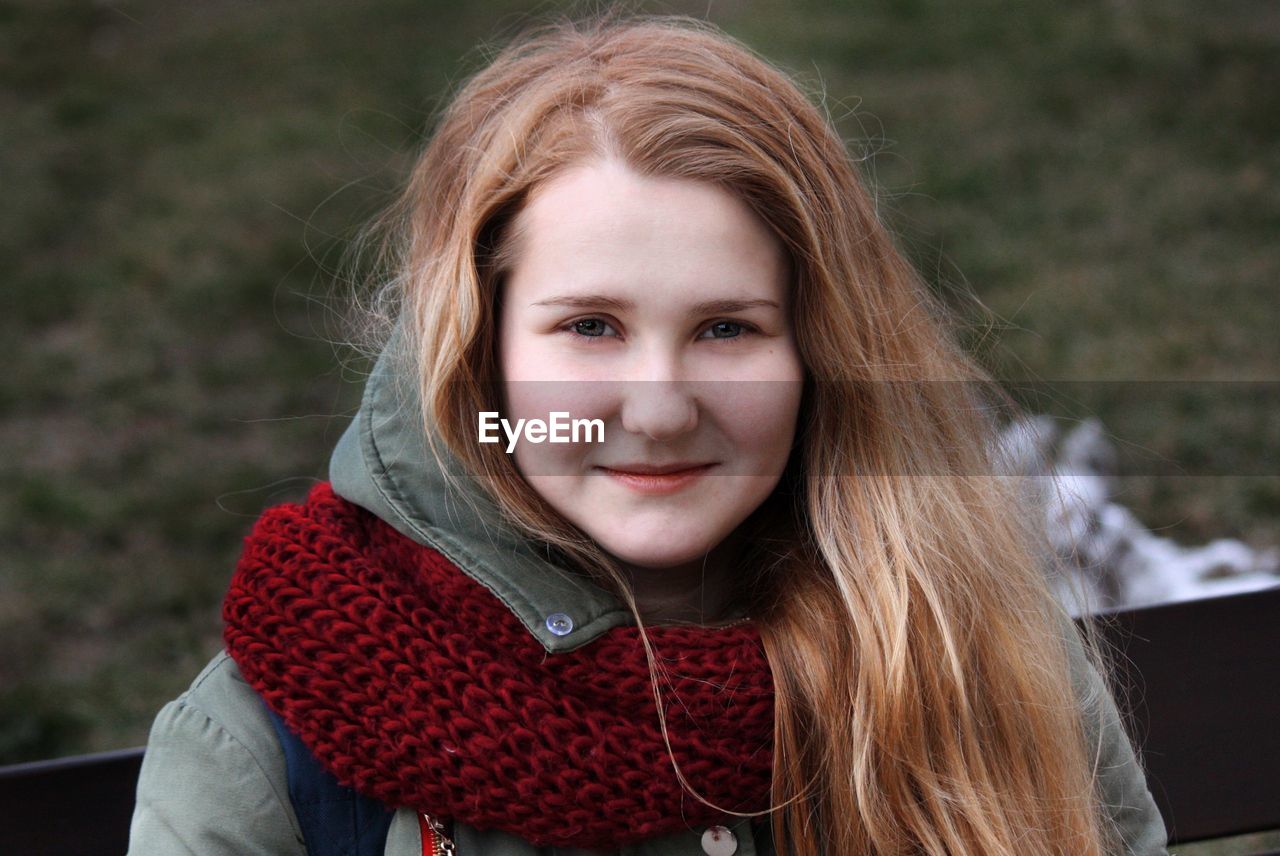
[223,482,775,849]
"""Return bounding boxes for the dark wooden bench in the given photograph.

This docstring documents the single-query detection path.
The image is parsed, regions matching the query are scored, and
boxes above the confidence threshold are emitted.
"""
[0,744,144,854]
[1,586,1277,854]
[1090,585,1280,852]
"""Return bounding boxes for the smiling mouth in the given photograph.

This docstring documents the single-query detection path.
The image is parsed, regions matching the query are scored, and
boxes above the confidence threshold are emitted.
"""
[597,463,717,495]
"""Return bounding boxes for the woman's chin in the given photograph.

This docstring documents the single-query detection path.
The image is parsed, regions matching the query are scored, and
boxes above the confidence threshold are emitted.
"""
[573,507,742,571]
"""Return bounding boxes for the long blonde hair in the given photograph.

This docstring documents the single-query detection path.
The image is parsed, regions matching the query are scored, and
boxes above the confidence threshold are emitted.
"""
[351,11,1129,854]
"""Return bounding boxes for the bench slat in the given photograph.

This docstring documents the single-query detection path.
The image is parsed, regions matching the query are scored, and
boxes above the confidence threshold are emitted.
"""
[1091,586,1280,845]
[0,746,144,854]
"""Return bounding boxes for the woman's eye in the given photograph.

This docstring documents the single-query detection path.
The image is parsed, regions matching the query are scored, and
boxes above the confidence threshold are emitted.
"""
[568,318,616,339]
[701,320,751,340]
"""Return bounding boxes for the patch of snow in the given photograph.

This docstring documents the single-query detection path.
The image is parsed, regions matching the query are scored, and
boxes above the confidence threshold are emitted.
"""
[996,415,1280,616]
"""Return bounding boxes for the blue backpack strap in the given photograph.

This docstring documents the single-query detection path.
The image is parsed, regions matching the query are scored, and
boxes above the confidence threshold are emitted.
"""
[261,698,395,856]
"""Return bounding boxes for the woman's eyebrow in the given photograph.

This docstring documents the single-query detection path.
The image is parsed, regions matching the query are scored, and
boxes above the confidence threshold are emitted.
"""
[531,294,634,311]
[691,297,781,314]
[531,294,781,313]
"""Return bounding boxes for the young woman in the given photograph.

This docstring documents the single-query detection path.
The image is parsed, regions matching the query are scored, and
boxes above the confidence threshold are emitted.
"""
[128,13,1168,855]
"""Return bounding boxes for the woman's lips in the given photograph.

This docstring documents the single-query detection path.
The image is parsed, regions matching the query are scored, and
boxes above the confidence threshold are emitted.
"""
[598,463,716,495]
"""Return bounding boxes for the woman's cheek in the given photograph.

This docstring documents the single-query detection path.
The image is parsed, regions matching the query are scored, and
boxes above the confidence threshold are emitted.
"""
[499,382,615,478]
[711,381,802,470]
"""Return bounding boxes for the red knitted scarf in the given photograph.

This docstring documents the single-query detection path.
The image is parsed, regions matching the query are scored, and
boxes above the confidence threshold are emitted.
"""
[223,482,775,849]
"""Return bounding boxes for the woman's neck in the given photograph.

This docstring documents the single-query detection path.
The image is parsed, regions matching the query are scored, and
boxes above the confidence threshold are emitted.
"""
[617,530,745,626]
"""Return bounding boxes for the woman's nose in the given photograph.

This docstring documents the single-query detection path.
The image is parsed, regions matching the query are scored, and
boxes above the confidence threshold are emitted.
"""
[617,363,699,441]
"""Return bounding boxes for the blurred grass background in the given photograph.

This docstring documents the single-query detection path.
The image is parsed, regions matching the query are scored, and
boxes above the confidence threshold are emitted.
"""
[0,0,1276,842]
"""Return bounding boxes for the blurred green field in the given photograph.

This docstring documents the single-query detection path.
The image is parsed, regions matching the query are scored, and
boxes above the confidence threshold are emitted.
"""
[1,0,1276,796]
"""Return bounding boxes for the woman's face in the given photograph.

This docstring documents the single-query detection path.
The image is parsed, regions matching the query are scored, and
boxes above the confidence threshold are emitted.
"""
[496,158,804,593]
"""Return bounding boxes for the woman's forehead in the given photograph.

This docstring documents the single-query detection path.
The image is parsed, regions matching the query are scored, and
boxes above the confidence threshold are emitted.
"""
[506,160,789,304]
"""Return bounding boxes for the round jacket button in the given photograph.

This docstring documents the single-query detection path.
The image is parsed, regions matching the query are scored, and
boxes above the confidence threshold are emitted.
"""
[701,825,738,856]
[545,612,574,636]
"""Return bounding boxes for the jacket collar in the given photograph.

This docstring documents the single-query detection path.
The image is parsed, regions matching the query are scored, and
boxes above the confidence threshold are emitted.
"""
[328,322,634,653]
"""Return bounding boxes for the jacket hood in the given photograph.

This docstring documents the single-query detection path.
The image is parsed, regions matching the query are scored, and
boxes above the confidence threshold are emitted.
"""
[328,321,632,653]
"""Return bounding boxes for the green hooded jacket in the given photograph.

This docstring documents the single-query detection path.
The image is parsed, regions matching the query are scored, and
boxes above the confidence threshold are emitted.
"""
[127,331,1170,855]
